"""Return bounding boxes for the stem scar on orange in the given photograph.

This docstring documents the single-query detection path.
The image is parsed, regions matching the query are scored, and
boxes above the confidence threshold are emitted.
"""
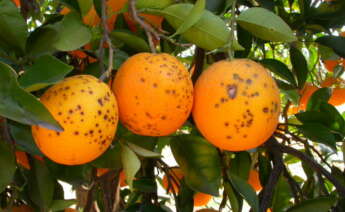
[112,53,193,136]
[193,59,281,151]
[32,75,119,165]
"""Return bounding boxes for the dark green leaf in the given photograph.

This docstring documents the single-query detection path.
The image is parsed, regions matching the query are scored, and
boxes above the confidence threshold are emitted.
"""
[91,142,122,169]
[124,203,168,212]
[162,3,229,50]
[77,0,93,16]
[319,103,345,135]
[306,88,331,111]
[133,177,157,193]
[316,36,345,58]
[290,46,309,88]
[229,152,251,180]
[126,142,161,158]
[237,7,296,42]
[260,59,297,87]
[171,0,205,37]
[235,25,253,58]
[224,181,242,212]
[272,176,293,211]
[0,0,28,54]
[26,25,59,56]
[286,196,336,212]
[19,55,73,92]
[297,123,336,150]
[0,140,16,193]
[111,30,150,52]
[8,121,42,155]
[0,62,62,131]
[258,153,272,186]
[229,174,259,212]
[52,12,91,51]
[28,159,56,210]
[170,135,221,196]
[176,180,194,212]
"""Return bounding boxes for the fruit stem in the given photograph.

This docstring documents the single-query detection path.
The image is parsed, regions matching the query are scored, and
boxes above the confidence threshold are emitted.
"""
[228,0,237,61]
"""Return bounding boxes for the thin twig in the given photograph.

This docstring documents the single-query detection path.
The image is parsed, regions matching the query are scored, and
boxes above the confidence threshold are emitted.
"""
[228,0,237,60]
[112,171,122,212]
[269,138,345,196]
[260,140,284,212]
[99,0,114,81]
[283,167,303,203]
[191,47,205,83]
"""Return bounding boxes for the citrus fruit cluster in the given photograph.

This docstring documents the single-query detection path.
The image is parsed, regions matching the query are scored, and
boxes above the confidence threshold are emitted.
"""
[31,53,280,165]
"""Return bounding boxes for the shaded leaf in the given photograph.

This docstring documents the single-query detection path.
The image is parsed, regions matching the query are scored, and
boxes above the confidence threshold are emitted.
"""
[0,62,62,131]
[111,30,150,52]
[18,55,73,92]
[286,196,336,212]
[53,12,91,51]
[237,7,296,42]
[170,135,221,196]
[260,59,297,87]
[171,0,205,37]
[133,177,157,193]
[290,46,309,88]
[229,174,259,212]
[306,88,331,111]
[121,143,141,188]
[26,25,59,56]
[298,123,336,150]
[91,142,122,169]
[50,199,77,211]
[0,0,28,54]
[8,121,42,155]
[0,140,16,193]
[272,176,293,212]
[28,159,56,210]
[229,152,251,180]
[224,181,242,212]
[316,36,345,58]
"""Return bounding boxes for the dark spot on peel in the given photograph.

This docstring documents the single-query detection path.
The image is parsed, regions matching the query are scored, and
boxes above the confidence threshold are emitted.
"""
[226,84,237,99]
[263,107,269,113]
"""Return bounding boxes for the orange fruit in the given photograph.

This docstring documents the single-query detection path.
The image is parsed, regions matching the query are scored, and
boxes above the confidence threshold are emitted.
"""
[69,50,88,59]
[193,192,212,207]
[32,75,119,165]
[12,205,34,212]
[64,209,77,212]
[321,77,338,87]
[113,53,193,136]
[298,83,318,111]
[248,170,262,192]
[287,105,299,116]
[11,0,20,7]
[267,209,272,212]
[124,13,164,32]
[340,32,345,37]
[193,59,280,151]
[195,209,217,212]
[323,59,341,72]
[96,168,110,177]
[15,151,31,170]
[162,167,184,193]
[329,88,345,106]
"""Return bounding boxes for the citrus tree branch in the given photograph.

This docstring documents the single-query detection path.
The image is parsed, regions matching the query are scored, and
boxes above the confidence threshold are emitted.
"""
[269,138,345,196]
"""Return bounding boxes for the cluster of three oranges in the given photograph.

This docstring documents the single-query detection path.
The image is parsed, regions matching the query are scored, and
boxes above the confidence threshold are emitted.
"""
[31,53,280,165]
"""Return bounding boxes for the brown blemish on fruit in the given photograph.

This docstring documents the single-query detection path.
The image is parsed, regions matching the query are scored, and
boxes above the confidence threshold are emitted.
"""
[226,84,237,99]
[262,107,269,113]
[224,122,229,127]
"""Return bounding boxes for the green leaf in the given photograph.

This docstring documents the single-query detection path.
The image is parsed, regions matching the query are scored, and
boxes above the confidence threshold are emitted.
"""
[176,180,194,212]
[319,103,345,135]
[0,140,16,193]
[26,25,60,56]
[286,196,336,212]
[50,199,77,211]
[237,7,296,42]
[0,0,28,54]
[290,46,309,89]
[316,36,345,58]
[229,152,251,180]
[258,153,272,186]
[170,135,221,196]
[224,181,242,212]
[18,55,73,92]
[111,30,150,52]
[53,12,91,51]
[8,121,42,156]
[297,123,336,150]
[162,3,229,50]
[77,0,93,16]
[170,0,205,37]
[272,176,293,212]
[126,142,161,158]
[229,174,259,212]
[28,159,56,210]
[91,142,122,169]
[121,143,141,188]
[260,59,297,87]
[306,88,331,111]
[0,62,62,131]
[136,0,174,9]
[133,177,157,193]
